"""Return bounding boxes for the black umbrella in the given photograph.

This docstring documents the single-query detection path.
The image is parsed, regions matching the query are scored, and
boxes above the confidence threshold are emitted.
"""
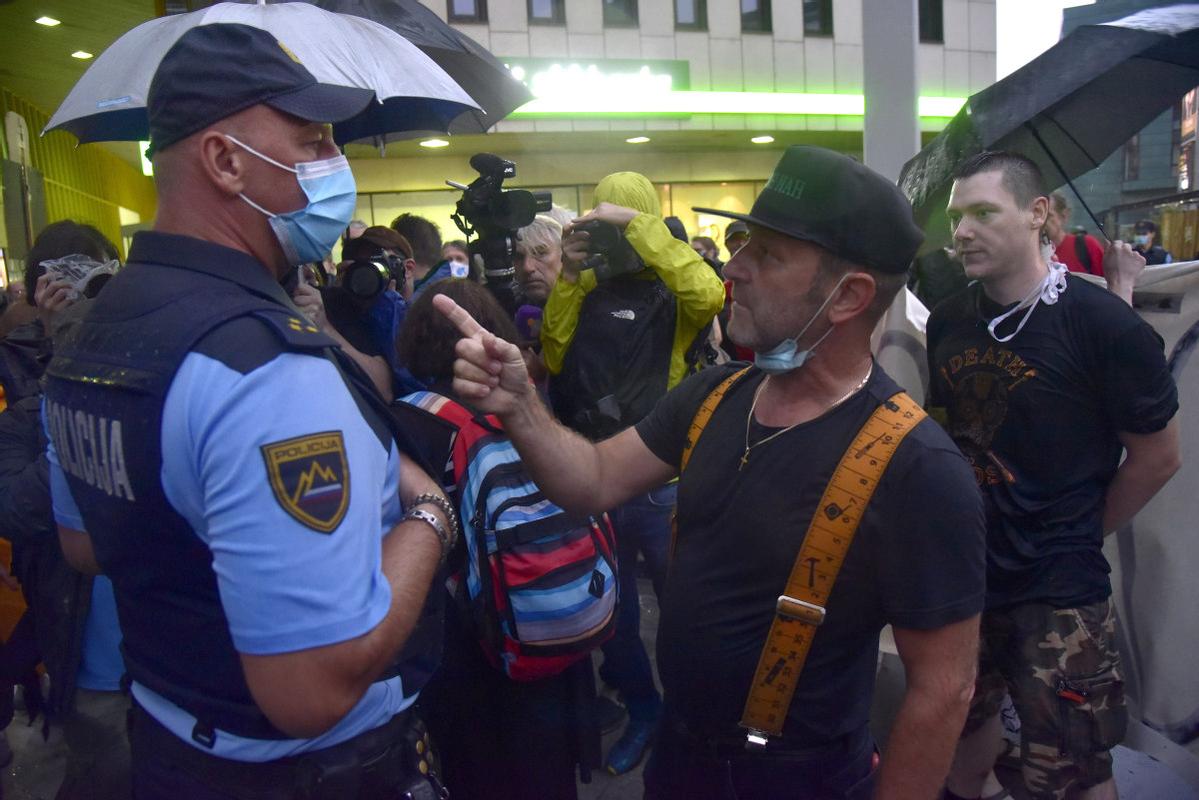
[304,0,532,140]
[899,4,1199,252]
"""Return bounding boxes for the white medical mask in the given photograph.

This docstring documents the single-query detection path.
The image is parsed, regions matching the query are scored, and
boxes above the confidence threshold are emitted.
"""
[224,134,357,266]
[987,262,1068,343]
[753,275,848,375]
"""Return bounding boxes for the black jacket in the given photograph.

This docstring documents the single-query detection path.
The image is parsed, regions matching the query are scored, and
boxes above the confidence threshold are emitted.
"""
[0,320,52,405]
[0,393,93,718]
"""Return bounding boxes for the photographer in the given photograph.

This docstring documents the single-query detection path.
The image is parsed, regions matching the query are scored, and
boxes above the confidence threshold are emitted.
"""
[293,226,417,400]
[542,171,725,774]
[0,221,116,406]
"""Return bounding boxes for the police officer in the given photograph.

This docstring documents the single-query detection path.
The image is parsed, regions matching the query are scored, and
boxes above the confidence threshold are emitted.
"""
[43,24,455,797]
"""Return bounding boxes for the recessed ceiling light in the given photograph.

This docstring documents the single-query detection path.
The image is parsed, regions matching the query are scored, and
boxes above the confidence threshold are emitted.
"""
[625,136,650,144]
[419,138,450,148]
[35,16,61,26]
[751,135,775,144]
[71,51,93,59]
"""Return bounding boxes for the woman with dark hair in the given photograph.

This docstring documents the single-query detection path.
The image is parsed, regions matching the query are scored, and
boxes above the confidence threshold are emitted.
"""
[398,279,520,387]
[397,279,601,800]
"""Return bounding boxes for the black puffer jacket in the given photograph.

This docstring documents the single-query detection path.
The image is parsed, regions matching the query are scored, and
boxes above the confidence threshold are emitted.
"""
[0,393,92,718]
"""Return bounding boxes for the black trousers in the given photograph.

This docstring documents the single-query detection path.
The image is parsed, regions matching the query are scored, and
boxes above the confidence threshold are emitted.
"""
[642,715,875,800]
[419,612,599,800]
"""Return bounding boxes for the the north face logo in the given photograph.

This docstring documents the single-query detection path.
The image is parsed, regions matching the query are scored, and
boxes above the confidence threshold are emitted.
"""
[610,309,635,321]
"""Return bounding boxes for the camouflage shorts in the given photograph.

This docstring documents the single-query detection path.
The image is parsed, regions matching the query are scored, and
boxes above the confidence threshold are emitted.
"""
[962,598,1128,800]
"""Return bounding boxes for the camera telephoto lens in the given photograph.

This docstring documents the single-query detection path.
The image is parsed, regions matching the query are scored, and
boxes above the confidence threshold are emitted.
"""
[343,259,389,301]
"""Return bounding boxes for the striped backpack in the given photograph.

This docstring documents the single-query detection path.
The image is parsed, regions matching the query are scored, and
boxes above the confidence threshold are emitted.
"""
[401,391,618,681]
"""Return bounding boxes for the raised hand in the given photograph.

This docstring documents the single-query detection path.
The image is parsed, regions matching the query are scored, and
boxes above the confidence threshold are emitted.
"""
[1103,239,1146,307]
[433,293,532,417]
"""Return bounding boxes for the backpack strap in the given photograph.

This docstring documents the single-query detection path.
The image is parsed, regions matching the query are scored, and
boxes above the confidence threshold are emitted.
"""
[1074,234,1094,274]
[739,391,926,747]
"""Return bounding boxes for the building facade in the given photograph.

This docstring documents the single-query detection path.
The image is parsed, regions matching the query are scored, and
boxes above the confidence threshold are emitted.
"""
[346,0,996,257]
[1060,0,1196,258]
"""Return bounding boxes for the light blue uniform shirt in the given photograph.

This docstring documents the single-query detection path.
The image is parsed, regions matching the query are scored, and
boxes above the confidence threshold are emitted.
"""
[49,347,408,761]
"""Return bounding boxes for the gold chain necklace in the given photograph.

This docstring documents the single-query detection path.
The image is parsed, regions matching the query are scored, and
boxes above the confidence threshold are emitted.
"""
[740,364,874,471]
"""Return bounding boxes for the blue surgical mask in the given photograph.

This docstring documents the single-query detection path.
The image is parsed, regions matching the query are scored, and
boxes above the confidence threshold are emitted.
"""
[225,134,357,266]
[753,275,847,375]
[1134,234,1150,247]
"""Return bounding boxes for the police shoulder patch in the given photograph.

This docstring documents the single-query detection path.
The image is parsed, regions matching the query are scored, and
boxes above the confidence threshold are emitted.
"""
[261,431,350,534]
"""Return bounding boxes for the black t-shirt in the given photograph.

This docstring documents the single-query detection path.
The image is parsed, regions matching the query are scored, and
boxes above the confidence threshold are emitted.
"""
[926,275,1178,611]
[635,363,985,745]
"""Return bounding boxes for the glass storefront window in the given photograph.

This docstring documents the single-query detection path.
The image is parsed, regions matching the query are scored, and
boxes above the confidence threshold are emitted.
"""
[347,182,767,265]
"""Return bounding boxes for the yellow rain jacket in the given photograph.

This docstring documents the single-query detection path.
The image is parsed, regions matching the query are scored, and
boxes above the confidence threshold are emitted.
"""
[541,172,725,389]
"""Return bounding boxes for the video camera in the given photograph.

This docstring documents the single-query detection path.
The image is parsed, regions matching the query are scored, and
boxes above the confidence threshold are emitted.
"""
[573,220,643,282]
[448,153,552,313]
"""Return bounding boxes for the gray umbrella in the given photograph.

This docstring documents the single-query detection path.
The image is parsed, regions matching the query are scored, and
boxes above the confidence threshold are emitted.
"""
[899,4,1199,251]
[44,1,480,145]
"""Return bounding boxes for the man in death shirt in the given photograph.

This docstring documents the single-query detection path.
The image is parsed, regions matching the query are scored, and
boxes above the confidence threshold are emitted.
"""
[930,151,1180,800]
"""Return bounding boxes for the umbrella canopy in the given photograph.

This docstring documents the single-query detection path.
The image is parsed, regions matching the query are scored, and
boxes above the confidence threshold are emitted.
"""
[899,4,1199,252]
[44,1,480,146]
[304,0,532,138]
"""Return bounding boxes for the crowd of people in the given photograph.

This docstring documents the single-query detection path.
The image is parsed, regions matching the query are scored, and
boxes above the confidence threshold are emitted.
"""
[0,19,1183,800]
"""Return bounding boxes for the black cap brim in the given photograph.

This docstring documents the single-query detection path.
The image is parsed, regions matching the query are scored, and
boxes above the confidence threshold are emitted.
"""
[266,82,376,125]
[693,206,821,249]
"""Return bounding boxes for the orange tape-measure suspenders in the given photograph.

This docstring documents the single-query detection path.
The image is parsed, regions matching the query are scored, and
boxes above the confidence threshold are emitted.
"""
[740,390,926,747]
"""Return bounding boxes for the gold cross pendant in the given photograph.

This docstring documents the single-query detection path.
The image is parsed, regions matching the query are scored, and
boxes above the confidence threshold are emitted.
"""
[739,451,750,471]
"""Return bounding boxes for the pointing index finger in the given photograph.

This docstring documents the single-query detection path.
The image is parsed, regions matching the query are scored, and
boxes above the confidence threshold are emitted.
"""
[433,293,486,338]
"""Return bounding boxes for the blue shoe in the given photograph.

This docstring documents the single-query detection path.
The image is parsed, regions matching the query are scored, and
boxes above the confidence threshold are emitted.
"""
[605,717,656,775]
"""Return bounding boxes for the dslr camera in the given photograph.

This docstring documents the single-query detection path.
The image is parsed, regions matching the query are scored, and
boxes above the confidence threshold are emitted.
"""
[448,153,552,313]
[573,220,643,282]
[340,251,406,302]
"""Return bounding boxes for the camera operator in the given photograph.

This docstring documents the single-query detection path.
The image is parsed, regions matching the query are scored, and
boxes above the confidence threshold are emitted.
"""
[292,226,416,400]
[543,171,725,775]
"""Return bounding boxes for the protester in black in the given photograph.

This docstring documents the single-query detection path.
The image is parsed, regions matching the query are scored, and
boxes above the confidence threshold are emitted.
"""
[932,151,1180,800]
[637,362,983,751]
[433,146,987,800]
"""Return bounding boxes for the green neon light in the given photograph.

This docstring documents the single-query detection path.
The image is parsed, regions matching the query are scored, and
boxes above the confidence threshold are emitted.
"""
[508,93,965,119]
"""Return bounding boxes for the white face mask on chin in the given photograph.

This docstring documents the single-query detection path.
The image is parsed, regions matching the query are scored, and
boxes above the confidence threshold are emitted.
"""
[987,261,1068,343]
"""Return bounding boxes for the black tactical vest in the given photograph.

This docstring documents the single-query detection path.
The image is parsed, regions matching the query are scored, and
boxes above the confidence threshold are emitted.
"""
[43,233,440,742]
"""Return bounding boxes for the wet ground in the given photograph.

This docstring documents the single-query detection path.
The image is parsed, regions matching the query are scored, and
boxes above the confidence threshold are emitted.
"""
[3,578,1196,799]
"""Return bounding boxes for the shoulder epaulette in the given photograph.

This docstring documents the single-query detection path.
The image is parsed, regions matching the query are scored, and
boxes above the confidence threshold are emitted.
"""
[250,308,338,351]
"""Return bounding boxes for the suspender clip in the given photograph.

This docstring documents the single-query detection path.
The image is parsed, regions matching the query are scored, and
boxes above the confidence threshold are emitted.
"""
[745,729,770,750]
[776,595,826,626]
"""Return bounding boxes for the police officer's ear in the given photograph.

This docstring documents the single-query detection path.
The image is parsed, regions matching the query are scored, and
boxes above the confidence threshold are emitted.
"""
[196,130,251,198]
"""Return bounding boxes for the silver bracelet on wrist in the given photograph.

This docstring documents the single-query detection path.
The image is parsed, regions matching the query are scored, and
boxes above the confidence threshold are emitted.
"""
[411,492,459,546]
[404,508,451,563]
